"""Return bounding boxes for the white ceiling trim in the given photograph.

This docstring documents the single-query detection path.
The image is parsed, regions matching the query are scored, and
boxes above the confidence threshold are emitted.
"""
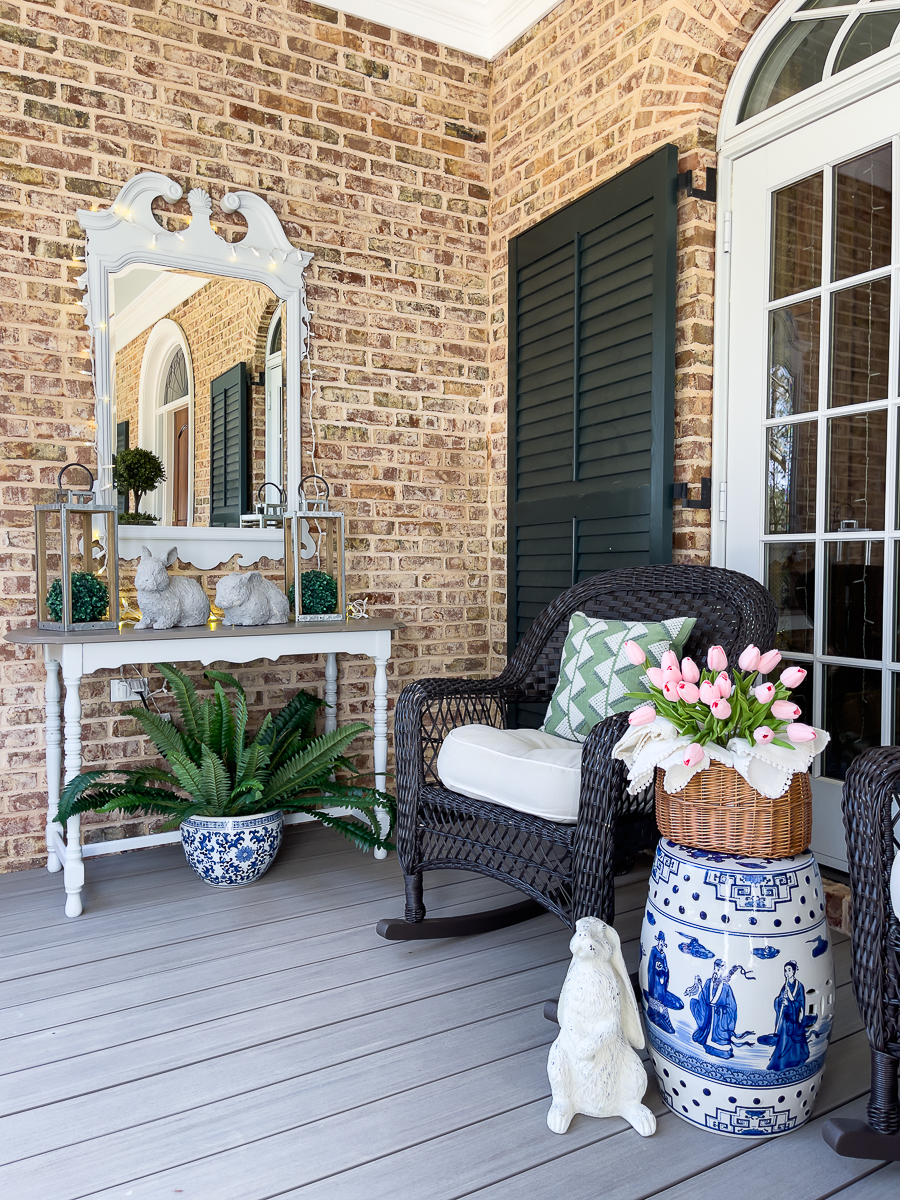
[336,0,563,60]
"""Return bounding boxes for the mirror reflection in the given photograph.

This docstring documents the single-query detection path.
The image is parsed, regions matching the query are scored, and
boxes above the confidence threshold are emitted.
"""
[110,265,285,528]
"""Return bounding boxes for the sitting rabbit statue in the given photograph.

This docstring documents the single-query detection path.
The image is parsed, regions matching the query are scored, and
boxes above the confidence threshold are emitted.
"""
[215,571,289,626]
[547,916,656,1137]
[134,546,211,630]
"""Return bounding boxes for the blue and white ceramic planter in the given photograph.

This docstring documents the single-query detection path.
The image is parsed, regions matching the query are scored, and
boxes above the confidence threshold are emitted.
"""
[640,839,835,1138]
[180,811,283,888]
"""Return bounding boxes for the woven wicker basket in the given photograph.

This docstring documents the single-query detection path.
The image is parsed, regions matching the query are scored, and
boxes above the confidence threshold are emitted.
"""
[655,760,812,857]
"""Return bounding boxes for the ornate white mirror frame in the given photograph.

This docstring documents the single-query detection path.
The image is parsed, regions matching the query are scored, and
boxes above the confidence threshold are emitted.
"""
[77,172,313,569]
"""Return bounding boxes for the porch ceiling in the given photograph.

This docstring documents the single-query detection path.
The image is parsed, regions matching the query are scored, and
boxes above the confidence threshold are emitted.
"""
[0,827,892,1197]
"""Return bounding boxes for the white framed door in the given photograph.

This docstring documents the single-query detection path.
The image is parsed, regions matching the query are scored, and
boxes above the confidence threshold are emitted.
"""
[724,80,900,871]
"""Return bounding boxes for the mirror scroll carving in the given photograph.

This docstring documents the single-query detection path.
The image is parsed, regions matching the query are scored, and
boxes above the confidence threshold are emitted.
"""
[77,173,313,570]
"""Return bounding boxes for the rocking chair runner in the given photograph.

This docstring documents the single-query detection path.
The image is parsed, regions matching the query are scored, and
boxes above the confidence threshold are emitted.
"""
[377,564,777,941]
[823,747,900,1161]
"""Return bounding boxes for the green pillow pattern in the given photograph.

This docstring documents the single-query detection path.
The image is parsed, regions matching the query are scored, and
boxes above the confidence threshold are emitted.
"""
[542,612,696,743]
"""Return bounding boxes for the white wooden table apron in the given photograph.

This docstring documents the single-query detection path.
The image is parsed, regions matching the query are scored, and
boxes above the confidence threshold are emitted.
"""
[5,618,400,917]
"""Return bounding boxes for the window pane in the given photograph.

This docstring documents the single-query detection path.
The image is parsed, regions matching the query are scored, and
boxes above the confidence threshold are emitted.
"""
[892,673,900,743]
[766,543,815,654]
[771,174,824,300]
[826,409,887,531]
[833,13,900,74]
[767,420,818,533]
[823,664,882,779]
[768,299,820,416]
[825,540,884,659]
[777,656,815,726]
[799,0,853,9]
[829,278,891,407]
[741,20,845,123]
[832,145,893,281]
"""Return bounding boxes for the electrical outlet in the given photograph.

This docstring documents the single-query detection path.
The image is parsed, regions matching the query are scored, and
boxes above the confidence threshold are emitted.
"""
[110,678,149,703]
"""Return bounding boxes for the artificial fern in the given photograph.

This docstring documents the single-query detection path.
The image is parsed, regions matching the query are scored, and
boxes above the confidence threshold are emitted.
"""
[55,663,394,852]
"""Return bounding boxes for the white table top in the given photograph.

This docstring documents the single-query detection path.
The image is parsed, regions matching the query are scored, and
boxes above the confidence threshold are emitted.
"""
[5,617,405,647]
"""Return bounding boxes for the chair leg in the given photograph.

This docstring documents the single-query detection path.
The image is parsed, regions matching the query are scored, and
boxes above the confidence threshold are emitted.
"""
[376,870,546,940]
[404,871,425,923]
[823,1049,900,1161]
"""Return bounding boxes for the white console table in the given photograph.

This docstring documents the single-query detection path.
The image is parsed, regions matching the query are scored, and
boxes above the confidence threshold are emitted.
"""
[5,618,402,918]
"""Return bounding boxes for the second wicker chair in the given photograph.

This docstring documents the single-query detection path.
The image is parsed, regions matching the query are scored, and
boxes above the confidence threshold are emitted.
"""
[377,564,777,941]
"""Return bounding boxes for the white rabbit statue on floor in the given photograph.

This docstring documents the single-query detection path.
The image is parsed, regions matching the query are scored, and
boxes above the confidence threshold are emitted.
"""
[134,546,210,630]
[215,571,290,626]
[547,916,656,1137]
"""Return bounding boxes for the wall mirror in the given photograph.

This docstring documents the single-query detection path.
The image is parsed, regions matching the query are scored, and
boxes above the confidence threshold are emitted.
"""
[77,173,312,568]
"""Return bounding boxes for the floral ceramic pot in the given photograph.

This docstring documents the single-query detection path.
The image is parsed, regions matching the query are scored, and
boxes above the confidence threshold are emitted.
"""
[180,811,283,888]
[639,839,835,1138]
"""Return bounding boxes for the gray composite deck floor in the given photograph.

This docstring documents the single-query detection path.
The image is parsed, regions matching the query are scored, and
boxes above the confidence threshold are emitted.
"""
[0,825,897,1199]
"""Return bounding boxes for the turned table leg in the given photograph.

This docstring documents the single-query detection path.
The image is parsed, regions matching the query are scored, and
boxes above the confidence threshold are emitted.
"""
[373,650,389,860]
[61,649,85,918]
[324,652,338,734]
[44,653,63,874]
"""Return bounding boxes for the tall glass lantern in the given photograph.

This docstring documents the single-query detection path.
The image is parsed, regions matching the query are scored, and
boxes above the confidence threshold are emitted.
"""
[35,464,119,632]
[284,474,345,622]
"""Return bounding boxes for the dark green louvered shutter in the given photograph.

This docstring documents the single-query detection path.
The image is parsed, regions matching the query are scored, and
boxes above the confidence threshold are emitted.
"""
[508,143,677,653]
[210,362,248,527]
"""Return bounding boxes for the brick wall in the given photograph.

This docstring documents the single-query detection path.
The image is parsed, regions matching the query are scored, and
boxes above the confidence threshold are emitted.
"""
[0,0,778,869]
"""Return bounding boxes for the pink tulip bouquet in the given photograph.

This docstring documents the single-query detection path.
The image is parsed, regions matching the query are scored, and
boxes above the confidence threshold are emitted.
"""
[624,642,817,766]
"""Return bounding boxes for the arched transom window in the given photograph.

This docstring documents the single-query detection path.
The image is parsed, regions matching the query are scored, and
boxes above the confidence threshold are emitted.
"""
[741,0,900,120]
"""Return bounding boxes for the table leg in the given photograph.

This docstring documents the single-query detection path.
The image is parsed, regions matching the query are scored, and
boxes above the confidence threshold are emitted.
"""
[62,652,85,918]
[324,652,338,734]
[44,654,62,874]
[373,651,389,861]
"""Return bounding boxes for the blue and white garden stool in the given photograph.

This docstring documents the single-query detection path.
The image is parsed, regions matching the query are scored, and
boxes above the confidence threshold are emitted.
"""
[639,839,835,1137]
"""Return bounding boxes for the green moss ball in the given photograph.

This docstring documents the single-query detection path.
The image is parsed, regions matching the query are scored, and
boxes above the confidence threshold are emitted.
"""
[288,570,338,615]
[46,572,109,623]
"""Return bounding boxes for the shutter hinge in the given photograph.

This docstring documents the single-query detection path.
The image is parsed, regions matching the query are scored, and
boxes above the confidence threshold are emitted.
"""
[674,477,711,509]
[723,211,732,255]
[676,168,717,203]
[719,480,727,522]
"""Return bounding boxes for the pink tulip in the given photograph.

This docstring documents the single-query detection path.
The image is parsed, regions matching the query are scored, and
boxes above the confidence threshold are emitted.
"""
[738,644,761,672]
[715,672,732,699]
[707,645,728,672]
[710,698,732,720]
[676,681,700,704]
[786,722,817,743]
[660,650,680,673]
[680,657,700,683]
[683,743,705,767]
[663,679,679,700]
[754,726,775,744]
[645,667,665,689]
[772,700,801,720]
[754,683,775,703]
[758,649,782,674]
[623,640,646,666]
[699,680,718,705]
[663,664,682,686]
[628,704,657,727]
[780,666,808,689]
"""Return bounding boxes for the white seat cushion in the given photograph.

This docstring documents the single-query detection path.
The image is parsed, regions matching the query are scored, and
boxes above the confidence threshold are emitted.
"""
[891,853,899,920]
[436,724,582,823]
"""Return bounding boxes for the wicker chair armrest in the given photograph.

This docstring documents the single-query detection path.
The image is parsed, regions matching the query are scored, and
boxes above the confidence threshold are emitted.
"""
[842,747,900,1055]
[393,675,526,870]
[570,712,633,923]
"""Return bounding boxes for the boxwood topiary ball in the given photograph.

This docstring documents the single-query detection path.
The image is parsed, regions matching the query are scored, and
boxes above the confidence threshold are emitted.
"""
[288,570,338,615]
[46,572,109,623]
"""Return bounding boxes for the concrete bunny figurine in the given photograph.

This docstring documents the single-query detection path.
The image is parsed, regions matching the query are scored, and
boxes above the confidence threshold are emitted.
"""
[547,916,656,1137]
[134,546,210,630]
[215,571,289,626]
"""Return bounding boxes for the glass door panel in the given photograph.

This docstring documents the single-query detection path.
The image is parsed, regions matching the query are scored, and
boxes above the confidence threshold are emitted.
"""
[727,114,900,869]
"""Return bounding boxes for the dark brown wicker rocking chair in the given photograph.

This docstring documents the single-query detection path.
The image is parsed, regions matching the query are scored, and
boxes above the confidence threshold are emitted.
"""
[376,564,777,942]
[823,747,900,1161]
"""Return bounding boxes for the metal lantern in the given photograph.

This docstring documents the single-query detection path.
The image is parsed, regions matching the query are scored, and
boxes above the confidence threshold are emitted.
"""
[240,482,288,529]
[284,474,345,623]
[35,463,119,632]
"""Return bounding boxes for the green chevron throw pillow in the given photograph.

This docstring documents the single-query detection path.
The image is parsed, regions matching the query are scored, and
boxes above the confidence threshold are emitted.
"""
[542,612,696,743]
